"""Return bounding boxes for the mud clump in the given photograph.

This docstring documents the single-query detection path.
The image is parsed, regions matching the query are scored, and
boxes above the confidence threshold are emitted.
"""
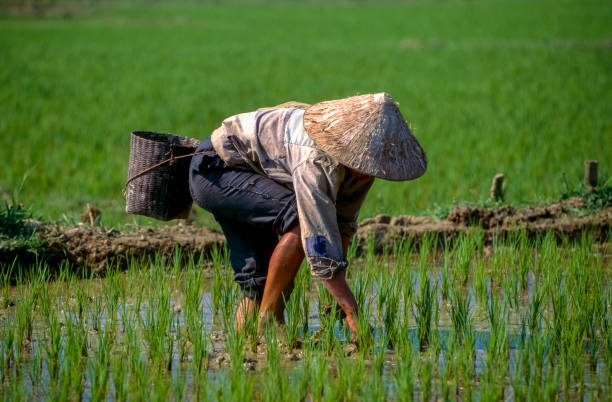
[446,197,587,228]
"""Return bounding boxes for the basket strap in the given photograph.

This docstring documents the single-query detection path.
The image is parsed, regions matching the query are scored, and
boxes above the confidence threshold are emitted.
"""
[124,150,211,189]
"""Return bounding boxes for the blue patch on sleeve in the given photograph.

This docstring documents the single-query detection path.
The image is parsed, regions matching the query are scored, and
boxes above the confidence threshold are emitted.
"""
[305,236,328,258]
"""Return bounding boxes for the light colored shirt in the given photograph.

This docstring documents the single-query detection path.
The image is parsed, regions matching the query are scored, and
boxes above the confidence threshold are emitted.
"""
[211,107,374,279]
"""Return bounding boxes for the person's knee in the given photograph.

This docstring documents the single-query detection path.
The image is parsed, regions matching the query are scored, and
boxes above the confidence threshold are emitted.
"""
[282,224,301,246]
[285,223,300,237]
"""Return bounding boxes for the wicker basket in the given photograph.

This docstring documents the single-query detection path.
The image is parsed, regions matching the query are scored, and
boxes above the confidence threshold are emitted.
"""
[125,131,200,221]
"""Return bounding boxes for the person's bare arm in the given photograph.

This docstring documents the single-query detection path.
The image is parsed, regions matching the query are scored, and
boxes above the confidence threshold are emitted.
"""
[319,233,358,334]
[322,269,358,333]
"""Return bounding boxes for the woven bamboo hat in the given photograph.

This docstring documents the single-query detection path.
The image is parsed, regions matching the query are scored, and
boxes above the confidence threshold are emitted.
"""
[303,93,427,181]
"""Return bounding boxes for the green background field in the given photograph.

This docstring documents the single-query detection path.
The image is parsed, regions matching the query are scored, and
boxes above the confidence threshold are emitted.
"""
[1,0,610,228]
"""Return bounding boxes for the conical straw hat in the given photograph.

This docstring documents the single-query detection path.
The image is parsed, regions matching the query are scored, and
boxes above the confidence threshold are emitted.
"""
[303,93,427,181]
[273,101,311,110]
[259,101,312,111]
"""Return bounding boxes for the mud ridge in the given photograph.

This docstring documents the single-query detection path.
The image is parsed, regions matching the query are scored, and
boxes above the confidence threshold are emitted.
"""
[0,222,225,274]
[355,197,611,254]
[1,197,609,272]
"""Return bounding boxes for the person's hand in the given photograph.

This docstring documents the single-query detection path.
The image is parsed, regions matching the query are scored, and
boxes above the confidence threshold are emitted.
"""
[321,269,359,334]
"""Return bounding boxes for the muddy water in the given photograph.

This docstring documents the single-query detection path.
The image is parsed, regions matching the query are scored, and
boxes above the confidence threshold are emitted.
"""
[1,256,610,400]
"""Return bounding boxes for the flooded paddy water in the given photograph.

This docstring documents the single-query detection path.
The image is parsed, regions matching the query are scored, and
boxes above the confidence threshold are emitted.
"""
[1,231,611,400]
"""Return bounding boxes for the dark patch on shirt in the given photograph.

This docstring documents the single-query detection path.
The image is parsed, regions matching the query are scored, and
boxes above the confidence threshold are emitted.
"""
[305,235,328,258]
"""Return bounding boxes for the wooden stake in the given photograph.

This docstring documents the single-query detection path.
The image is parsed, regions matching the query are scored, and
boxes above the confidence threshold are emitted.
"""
[490,174,505,201]
[81,203,101,226]
[584,160,598,188]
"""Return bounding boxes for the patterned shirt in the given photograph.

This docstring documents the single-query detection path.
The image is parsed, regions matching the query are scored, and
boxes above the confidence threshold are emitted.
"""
[211,107,374,279]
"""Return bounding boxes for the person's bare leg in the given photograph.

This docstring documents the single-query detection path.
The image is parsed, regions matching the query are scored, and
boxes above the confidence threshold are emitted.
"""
[236,297,260,332]
[273,281,295,323]
[259,225,304,325]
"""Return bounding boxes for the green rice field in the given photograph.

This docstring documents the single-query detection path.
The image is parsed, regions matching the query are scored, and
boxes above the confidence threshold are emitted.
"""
[1,232,611,400]
[1,0,611,226]
[1,2,611,400]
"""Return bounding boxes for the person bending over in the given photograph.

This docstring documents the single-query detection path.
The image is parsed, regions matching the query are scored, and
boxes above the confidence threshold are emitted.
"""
[188,93,427,334]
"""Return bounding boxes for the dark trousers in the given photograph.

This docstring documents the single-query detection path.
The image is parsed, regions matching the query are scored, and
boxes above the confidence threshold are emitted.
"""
[188,138,299,299]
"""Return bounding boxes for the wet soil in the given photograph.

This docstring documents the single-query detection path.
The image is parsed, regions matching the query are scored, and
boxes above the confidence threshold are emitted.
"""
[0,221,224,274]
[1,197,609,272]
[355,197,611,254]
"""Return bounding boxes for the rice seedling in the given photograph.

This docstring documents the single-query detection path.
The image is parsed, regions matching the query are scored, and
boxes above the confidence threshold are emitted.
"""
[219,279,239,334]
[510,343,528,401]
[296,265,311,335]
[64,307,88,397]
[211,245,230,317]
[351,264,372,317]
[283,287,301,350]
[418,234,434,273]
[372,331,389,379]
[524,284,546,335]
[103,265,122,328]
[450,288,474,347]
[482,296,509,400]
[419,347,436,402]
[310,351,333,401]
[171,363,187,402]
[440,241,452,301]
[361,370,389,402]
[1,323,15,383]
[8,367,23,400]
[226,324,245,372]
[317,297,344,356]
[0,228,610,400]
[184,268,204,316]
[90,294,104,332]
[505,268,520,312]
[452,230,480,286]
[111,342,128,401]
[414,267,436,350]
[393,335,415,401]
[473,254,488,306]
[260,321,288,401]
[550,280,568,351]
[127,329,150,400]
[375,268,392,326]
[487,296,509,363]
[151,370,171,402]
[543,359,562,401]
[490,238,510,289]
[537,232,560,277]
[188,306,210,372]
[316,281,334,320]
[457,343,475,402]
[175,315,188,364]
[1,260,15,308]
[515,230,532,290]
[41,298,62,382]
[142,284,174,372]
[28,342,43,389]
[14,291,34,354]
[383,270,402,345]
[439,344,456,402]
[88,327,112,402]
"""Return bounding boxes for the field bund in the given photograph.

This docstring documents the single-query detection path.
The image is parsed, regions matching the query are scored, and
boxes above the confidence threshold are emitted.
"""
[1,197,609,273]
